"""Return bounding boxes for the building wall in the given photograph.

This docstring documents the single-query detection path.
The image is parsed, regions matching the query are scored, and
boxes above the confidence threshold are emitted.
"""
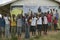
[11,0,60,17]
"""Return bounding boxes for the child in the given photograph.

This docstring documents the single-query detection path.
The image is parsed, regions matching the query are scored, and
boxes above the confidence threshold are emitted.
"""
[43,14,48,35]
[0,15,5,38]
[25,14,30,39]
[47,11,52,30]
[53,17,58,31]
[31,15,37,36]
[17,14,22,40]
[11,14,16,37]
[4,14,10,38]
[37,14,42,36]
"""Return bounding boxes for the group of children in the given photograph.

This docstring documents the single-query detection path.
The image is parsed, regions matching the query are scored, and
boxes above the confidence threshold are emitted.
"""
[0,9,59,39]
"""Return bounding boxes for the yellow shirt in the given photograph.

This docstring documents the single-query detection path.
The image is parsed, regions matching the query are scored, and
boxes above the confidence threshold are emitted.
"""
[11,18,16,27]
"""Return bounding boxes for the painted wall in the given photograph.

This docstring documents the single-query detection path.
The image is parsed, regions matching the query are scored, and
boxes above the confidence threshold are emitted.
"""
[11,0,60,17]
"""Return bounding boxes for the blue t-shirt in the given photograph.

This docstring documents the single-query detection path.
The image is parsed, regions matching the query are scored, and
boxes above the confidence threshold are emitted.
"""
[56,13,59,20]
[0,18,5,27]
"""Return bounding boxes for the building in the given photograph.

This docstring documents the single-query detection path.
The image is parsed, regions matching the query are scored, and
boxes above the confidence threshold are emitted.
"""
[0,0,60,16]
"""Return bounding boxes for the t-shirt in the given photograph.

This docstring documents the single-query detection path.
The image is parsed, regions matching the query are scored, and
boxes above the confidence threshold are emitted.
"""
[31,17,37,26]
[53,19,57,24]
[0,18,5,27]
[4,17,10,24]
[43,16,48,24]
[17,19,22,27]
[11,18,16,27]
[37,17,42,25]
[27,16,32,25]
[47,14,52,22]
[53,11,56,17]
[55,13,59,20]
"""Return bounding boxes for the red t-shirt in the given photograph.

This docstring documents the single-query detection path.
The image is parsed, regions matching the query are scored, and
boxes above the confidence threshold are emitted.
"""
[53,20,57,24]
[47,14,52,22]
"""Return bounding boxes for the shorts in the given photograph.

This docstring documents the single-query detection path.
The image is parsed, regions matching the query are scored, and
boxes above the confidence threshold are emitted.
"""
[54,24,57,30]
[30,26,36,32]
[17,27,22,35]
[0,27,5,33]
[37,25,42,31]
[48,22,52,27]
[43,24,48,32]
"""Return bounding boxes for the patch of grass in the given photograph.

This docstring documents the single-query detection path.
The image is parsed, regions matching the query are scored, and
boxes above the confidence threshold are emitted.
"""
[29,31,60,40]
[11,36,17,40]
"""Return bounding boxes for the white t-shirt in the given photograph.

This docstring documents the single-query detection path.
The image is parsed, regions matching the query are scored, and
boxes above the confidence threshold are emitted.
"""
[31,17,37,26]
[43,16,48,24]
[4,17,10,24]
[53,11,56,17]
[37,17,42,25]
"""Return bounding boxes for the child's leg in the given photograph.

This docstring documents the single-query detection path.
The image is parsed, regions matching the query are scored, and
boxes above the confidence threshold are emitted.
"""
[34,26,36,36]
[43,25,45,34]
[37,25,39,35]
[11,27,14,37]
[54,24,55,30]
[46,24,48,33]
[44,24,47,34]
[1,27,3,37]
[0,27,2,37]
[39,25,42,36]
[48,22,51,31]
[54,24,57,31]
[32,26,34,36]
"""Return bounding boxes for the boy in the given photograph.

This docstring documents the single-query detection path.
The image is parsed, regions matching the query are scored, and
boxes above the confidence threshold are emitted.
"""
[4,14,10,38]
[17,14,22,40]
[31,15,37,36]
[0,15,5,38]
[53,17,58,31]
[43,14,48,35]
[47,11,52,30]
[11,14,16,37]
[37,14,42,36]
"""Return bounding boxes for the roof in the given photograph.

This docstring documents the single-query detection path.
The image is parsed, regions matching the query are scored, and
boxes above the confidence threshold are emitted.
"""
[0,0,59,15]
[0,0,16,7]
[11,0,59,6]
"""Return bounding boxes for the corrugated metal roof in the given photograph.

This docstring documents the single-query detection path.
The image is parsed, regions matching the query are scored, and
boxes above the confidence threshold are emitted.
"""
[0,0,16,6]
